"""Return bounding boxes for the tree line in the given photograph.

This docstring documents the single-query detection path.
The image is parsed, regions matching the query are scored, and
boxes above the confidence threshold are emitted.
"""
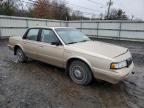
[0,0,129,20]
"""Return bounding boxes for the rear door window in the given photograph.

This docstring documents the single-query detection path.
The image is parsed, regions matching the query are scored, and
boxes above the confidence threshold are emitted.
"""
[26,29,39,41]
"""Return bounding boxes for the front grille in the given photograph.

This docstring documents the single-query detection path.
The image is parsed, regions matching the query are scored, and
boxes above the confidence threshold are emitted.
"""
[127,58,133,67]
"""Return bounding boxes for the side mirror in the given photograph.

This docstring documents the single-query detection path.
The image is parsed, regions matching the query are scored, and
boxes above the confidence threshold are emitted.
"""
[51,41,61,46]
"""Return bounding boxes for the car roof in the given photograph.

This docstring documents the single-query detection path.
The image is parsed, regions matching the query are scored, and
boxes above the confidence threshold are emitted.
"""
[28,26,71,29]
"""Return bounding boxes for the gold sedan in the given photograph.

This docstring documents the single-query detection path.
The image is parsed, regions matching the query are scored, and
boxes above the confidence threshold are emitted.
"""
[8,27,135,85]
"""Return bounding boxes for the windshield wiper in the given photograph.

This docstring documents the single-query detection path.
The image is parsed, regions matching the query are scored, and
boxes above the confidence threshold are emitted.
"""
[79,40,89,42]
[67,40,89,44]
[67,42,78,44]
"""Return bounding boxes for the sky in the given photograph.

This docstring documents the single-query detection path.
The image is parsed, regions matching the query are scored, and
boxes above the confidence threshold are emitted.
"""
[65,0,144,20]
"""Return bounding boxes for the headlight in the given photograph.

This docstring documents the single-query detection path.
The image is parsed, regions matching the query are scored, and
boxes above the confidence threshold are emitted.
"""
[110,61,127,69]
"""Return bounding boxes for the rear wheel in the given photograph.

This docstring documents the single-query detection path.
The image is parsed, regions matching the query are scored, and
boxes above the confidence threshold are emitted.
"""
[16,48,27,63]
[69,60,92,85]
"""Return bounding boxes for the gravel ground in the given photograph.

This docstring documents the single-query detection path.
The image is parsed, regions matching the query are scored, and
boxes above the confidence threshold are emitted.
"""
[0,39,144,108]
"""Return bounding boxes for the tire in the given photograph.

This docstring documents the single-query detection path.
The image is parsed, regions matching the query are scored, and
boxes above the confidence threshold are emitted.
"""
[69,60,92,85]
[16,48,27,63]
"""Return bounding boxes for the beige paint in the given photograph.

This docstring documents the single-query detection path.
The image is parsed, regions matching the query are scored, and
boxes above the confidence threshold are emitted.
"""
[8,27,134,84]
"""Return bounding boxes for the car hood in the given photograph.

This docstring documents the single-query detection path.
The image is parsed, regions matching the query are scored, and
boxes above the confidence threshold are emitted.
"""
[67,41,128,58]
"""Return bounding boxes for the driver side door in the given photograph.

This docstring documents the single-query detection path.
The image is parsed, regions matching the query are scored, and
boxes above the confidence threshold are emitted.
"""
[36,29,64,68]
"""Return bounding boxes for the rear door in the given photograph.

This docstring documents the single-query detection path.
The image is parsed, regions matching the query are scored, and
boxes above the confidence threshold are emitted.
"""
[37,28,64,67]
[22,28,40,59]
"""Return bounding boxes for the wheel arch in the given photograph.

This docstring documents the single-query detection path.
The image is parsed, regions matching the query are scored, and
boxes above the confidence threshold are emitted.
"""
[66,57,92,73]
[14,44,23,55]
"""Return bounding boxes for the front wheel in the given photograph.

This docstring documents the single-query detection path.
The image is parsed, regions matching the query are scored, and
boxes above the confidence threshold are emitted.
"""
[69,60,92,85]
[16,48,27,63]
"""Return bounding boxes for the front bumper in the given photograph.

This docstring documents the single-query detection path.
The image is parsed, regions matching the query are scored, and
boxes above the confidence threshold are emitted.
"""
[92,62,134,84]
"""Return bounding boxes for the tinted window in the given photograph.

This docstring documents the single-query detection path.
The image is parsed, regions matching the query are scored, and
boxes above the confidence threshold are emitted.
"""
[41,29,59,43]
[26,29,39,41]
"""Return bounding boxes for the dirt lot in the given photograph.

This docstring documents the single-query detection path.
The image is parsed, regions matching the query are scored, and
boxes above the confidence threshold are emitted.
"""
[0,39,144,108]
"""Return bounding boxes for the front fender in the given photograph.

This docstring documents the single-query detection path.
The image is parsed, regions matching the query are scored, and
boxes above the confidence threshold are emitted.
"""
[65,56,92,69]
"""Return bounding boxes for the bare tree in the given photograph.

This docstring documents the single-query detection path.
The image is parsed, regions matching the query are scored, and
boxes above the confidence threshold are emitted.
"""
[99,13,103,20]
[29,0,70,20]
[104,8,128,20]
[71,11,83,20]
[31,0,50,18]
[0,0,16,15]
[0,0,88,20]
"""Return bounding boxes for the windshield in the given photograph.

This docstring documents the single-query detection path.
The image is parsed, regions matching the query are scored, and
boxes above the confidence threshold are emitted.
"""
[55,28,90,44]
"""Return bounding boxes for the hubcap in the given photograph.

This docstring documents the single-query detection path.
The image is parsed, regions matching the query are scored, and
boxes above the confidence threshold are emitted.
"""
[71,65,84,80]
[74,69,82,78]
